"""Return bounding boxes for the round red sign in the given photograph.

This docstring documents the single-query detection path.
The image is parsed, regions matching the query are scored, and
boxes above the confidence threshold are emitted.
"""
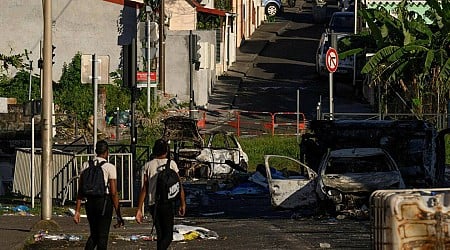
[326,47,339,73]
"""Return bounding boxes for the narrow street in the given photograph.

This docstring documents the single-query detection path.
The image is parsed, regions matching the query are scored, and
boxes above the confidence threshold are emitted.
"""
[230,0,372,119]
[5,2,376,250]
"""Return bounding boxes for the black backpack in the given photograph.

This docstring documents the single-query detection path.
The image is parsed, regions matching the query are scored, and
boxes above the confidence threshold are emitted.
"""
[80,160,107,198]
[155,159,181,203]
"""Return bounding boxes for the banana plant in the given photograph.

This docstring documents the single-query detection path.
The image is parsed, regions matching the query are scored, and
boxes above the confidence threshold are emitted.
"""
[340,0,450,117]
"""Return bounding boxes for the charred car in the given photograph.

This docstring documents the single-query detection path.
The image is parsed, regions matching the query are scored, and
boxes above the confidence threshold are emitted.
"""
[316,147,405,212]
[162,116,249,178]
[300,119,450,188]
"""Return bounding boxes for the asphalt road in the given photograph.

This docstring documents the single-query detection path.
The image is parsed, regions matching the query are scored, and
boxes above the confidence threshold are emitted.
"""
[3,2,376,249]
[4,193,371,249]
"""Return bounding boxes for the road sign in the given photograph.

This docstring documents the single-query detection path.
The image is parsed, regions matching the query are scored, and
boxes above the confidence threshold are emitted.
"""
[326,47,338,73]
[137,71,156,82]
[81,54,110,84]
[136,71,157,88]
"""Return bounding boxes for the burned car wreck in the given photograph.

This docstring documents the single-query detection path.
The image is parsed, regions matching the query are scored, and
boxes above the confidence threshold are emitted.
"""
[162,116,249,178]
[300,119,449,188]
[265,119,449,215]
[263,148,405,213]
[316,147,405,213]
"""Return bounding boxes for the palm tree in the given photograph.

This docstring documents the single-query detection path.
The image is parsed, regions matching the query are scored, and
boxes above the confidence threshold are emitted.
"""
[341,0,450,121]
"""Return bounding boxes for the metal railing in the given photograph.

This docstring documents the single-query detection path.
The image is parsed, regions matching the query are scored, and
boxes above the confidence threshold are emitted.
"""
[13,149,134,206]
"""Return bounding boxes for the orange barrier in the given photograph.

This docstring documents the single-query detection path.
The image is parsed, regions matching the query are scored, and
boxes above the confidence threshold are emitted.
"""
[232,110,273,136]
[161,109,307,136]
[272,112,307,135]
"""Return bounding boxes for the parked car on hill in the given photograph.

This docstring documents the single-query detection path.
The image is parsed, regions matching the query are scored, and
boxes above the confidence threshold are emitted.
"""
[262,0,283,16]
[315,32,355,75]
[315,12,355,76]
[327,11,354,34]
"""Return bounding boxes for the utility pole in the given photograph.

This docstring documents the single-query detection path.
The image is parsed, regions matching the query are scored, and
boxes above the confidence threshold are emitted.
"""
[41,0,54,221]
[159,0,165,93]
[146,5,152,113]
[129,38,137,199]
[188,31,196,118]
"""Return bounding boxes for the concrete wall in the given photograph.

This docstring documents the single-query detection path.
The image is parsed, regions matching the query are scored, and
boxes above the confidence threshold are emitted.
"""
[165,30,216,107]
[166,0,197,30]
[0,0,138,81]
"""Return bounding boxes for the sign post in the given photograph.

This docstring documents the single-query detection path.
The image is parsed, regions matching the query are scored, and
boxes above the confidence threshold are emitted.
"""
[326,47,338,120]
[81,54,110,150]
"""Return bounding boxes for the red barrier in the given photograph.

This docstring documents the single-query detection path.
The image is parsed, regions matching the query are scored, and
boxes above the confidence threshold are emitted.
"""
[161,109,307,137]
[272,112,307,135]
[232,110,273,136]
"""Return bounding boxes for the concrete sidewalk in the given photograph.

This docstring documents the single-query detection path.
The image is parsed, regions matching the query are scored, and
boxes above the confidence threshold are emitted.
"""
[207,20,290,111]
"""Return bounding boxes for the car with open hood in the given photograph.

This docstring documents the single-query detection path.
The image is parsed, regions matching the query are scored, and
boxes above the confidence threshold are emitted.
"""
[161,116,249,179]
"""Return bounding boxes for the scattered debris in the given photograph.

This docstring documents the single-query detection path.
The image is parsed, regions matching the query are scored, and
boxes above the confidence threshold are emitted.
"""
[13,205,30,212]
[320,242,331,248]
[34,230,82,242]
[173,224,219,240]
[215,182,267,196]
[111,224,219,243]
[68,208,86,218]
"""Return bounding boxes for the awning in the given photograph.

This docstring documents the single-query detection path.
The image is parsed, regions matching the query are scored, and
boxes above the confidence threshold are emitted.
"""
[196,6,226,16]
[189,0,226,16]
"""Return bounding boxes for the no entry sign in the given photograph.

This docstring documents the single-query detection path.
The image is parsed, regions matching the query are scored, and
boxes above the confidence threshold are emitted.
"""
[326,47,338,73]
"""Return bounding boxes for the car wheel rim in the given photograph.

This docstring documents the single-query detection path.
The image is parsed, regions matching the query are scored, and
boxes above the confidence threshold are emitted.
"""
[267,6,277,16]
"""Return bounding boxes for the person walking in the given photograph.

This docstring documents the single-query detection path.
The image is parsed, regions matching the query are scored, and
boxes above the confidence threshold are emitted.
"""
[73,140,124,250]
[136,139,186,250]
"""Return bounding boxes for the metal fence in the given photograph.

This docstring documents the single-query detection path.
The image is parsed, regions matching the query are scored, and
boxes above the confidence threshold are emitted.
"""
[164,109,308,137]
[12,149,134,206]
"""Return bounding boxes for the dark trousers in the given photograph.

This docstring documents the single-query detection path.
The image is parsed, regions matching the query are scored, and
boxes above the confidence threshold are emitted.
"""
[85,196,113,250]
[150,202,174,250]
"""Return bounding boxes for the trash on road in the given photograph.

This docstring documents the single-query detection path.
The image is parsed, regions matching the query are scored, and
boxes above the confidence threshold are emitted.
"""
[112,224,219,243]
[34,230,82,242]
[320,242,331,248]
[173,224,219,240]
